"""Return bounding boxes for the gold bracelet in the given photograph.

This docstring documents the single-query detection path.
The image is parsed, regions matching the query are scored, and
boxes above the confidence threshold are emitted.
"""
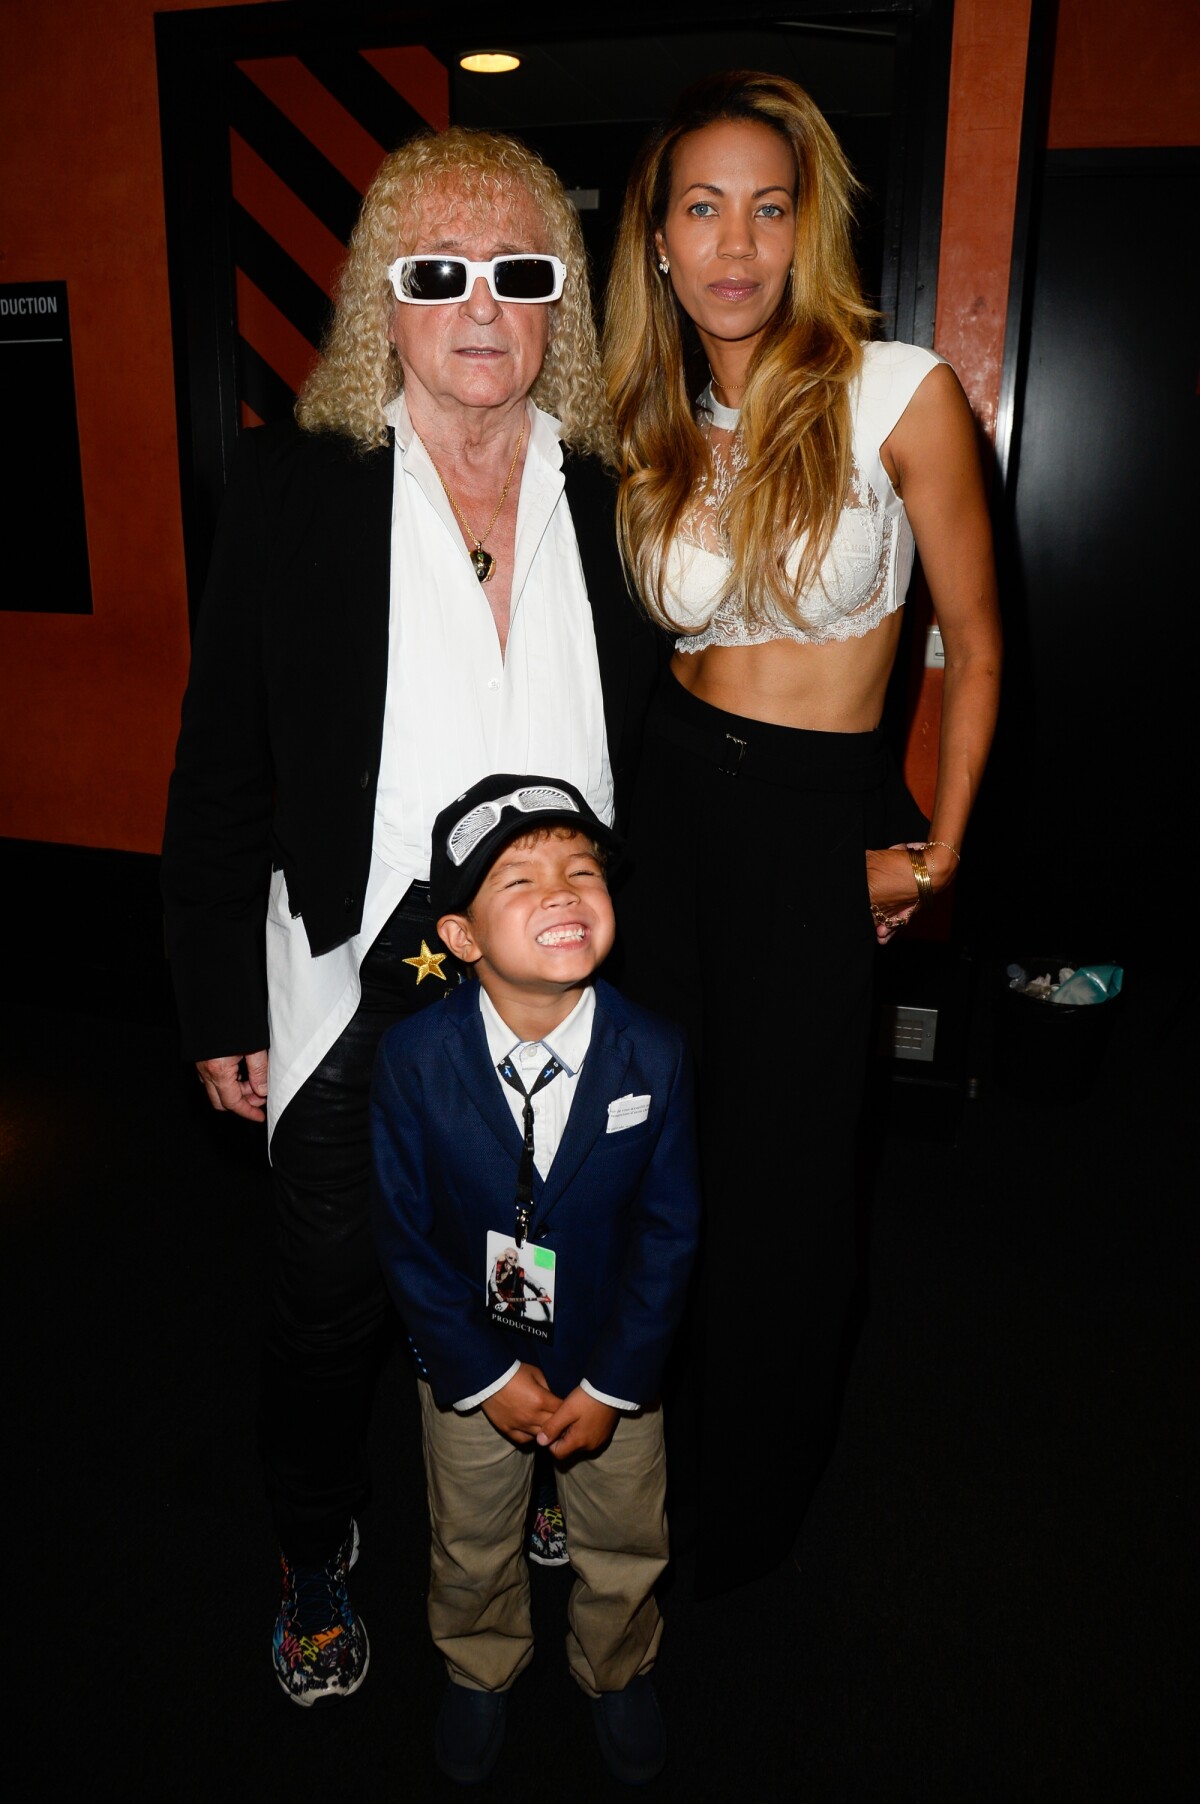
[906,844,932,905]
[923,838,961,864]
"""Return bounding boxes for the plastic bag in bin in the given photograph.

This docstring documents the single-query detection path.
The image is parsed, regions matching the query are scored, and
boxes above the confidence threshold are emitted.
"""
[1006,963,1123,1004]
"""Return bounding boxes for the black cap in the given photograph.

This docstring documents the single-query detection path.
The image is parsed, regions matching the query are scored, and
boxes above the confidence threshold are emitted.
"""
[429,773,622,917]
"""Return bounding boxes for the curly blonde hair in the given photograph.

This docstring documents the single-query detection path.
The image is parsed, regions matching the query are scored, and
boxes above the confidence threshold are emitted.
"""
[603,71,878,629]
[296,127,611,458]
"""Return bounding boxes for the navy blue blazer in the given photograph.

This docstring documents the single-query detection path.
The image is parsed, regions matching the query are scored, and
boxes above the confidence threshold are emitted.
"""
[369,978,700,1409]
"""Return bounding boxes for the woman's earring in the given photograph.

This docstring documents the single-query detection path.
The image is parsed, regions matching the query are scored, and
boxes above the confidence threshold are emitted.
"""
[658,257,669,275]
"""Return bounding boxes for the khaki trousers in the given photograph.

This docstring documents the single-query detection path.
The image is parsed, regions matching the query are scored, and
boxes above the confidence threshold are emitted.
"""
[418,1382,668,1697]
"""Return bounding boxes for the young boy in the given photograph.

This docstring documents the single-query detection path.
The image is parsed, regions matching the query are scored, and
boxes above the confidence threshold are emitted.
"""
[370,773,700,1786]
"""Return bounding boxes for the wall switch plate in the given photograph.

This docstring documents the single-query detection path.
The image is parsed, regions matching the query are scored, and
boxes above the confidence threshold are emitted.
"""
[880,1003,938,1062]
[925,624,944,668]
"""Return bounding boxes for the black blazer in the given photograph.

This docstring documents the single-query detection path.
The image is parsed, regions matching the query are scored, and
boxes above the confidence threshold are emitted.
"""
[161,419,661,1061]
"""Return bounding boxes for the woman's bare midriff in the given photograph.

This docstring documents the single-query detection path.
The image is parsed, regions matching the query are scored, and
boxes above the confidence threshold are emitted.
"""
[670,610,904,733]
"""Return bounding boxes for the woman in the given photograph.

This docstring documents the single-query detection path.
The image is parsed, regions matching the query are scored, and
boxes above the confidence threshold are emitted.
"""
[161,127,656,1704]
[603,72,1001,1596]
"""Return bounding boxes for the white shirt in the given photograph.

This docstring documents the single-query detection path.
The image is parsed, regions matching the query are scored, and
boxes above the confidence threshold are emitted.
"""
[263,397,612,1140]
[480,984,594,1177]
[454,984,637,1416]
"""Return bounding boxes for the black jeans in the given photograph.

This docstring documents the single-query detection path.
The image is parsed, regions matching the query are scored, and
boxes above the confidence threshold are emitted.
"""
[260,884,466,1561]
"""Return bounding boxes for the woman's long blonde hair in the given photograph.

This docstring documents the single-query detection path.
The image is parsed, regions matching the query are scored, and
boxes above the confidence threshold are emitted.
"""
[296,127,610,458]
[603,71,877,628]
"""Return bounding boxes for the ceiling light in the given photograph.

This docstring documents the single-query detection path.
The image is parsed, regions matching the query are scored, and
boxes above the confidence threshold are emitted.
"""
[459,51,520,74]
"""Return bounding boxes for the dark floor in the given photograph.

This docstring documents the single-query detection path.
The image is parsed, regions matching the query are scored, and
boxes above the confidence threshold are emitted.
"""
[6,911,1196,1801]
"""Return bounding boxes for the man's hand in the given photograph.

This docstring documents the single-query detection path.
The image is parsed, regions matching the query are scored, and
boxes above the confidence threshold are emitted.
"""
[482,1364,562,1445]
[536,1388,618,1461]
[196,1050,269,1122]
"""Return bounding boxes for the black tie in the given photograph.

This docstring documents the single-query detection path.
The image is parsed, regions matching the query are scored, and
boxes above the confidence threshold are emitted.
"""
[497,1051,564,1246]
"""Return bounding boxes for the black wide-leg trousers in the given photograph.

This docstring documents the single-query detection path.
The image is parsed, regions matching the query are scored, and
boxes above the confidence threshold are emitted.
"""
[260,885,465,1562]
[616,673,925,1599]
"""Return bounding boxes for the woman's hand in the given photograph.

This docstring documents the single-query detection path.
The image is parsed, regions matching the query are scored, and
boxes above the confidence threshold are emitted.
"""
[866,842,959,945]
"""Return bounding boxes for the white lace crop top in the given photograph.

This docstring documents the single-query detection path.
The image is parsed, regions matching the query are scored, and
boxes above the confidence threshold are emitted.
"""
[666,340,946,650]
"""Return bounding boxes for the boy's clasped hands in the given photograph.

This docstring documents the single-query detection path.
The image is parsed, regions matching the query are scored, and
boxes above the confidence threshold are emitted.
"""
[482,1360,618,1458]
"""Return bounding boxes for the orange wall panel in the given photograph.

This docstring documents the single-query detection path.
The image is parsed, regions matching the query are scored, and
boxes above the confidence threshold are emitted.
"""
[0,0,277,855]
[1049,0,1200,148]
[903,0,1031,828]
[934,0,1033,437]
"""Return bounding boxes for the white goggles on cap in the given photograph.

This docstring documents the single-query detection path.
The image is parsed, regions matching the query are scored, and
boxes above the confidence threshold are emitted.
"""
[446,785,580,868]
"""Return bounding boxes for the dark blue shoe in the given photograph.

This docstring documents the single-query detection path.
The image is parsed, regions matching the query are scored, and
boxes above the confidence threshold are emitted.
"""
[590,1674,666,1785]
[435,1681,509,1784]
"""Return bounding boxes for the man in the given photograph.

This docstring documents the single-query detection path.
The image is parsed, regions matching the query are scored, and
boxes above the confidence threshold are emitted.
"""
[161,126,657,1705]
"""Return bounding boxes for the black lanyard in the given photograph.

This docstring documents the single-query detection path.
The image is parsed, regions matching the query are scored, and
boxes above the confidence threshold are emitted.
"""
[496,1052,563,1246]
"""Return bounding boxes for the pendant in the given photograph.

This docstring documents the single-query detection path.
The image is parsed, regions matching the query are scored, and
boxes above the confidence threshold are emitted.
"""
[471,546,496,584]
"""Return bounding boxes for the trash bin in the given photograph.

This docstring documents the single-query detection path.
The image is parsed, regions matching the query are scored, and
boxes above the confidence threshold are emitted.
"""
[992,957,1123,1105]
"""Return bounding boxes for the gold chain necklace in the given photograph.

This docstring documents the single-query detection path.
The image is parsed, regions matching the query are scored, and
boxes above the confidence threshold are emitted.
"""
[419,423,525,584]
[707,365,746,410]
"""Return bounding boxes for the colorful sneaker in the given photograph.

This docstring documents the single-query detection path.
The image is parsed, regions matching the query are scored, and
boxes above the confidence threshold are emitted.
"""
[272,1520,369,1706]
[526,1502,569,1567]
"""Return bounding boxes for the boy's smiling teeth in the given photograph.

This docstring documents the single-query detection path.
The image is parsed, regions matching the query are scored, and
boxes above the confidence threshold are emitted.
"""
[536,924,586,947]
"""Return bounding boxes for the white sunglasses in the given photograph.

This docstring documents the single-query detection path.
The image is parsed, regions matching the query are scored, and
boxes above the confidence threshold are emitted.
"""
[446,785,580,867]
[388,254,566,306]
